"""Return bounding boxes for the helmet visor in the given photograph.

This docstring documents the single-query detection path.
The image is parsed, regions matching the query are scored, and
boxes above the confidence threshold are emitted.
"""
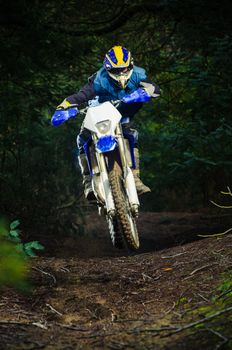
[108,67,133,89]
[109,67,129,75]
[108,65,133,76]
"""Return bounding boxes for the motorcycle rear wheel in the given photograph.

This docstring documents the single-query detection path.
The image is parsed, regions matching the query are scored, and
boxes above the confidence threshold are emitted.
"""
[108,160,140,250]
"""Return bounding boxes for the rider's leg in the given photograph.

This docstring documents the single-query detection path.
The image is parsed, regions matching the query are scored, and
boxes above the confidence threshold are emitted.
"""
[77,129,96,201]
[133,147,151,195]
[122,123,151,196]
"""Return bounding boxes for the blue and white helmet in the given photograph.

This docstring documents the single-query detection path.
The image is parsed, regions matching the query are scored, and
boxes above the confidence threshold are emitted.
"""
[103,45,134,89]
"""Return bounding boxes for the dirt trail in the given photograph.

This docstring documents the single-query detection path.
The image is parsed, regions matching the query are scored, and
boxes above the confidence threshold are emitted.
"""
[0,211,232,349]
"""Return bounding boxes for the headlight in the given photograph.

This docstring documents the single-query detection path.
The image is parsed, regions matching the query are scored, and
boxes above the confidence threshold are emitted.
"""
[95,120,111,134]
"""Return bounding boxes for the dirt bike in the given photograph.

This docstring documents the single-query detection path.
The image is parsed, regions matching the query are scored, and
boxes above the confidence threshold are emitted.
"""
[51,88,152,250]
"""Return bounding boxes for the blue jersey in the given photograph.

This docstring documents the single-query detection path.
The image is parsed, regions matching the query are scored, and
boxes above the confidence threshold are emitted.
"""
[93,66,147,102]
[65,65,159,106]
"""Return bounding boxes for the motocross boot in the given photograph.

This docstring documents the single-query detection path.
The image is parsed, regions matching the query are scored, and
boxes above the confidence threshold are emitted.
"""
[132,148,151,196]
[78,154,96,201]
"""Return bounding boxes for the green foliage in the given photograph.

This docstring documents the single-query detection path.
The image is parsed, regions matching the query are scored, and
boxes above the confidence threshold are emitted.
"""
[0,240,29,290]
[139,34,232,209]
[189,269,232,343]
[176,296,188,306]
[0,218,28,289]
[214,272,232,306]
[9,220,21,243]
[23,241,45,258]
[0,218,44,289]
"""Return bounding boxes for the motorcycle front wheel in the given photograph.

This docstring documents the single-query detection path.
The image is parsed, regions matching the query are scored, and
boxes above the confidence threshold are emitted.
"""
[108,159,140,250]
[107,215,124,249]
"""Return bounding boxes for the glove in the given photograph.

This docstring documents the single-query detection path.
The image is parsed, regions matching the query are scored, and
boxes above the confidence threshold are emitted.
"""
[140,82,160,98]
[122,88,151,104]
[51,107,79,126]
[57,99,75,110]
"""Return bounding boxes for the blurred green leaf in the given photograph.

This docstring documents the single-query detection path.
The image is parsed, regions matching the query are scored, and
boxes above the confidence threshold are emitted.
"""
[24,241,44,257]
[10,220,20,230]
[9,229,21,243]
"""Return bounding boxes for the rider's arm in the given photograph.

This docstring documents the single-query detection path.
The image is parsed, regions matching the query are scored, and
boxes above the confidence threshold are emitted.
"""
[57,74,97,109]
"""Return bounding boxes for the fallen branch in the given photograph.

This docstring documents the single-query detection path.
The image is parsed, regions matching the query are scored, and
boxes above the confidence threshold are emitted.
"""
[142,273,153,281]
[215,288,232,300]
[190,263,218,276]
[164,302,176,315]
[210,200,232,209]
[198,227,232,238]
[168,306,232,335]
[46,303,63,316]
[184,263,218,280]
[32,267,56,284]
[32,322,48,330]
[0,320,48,329]
[205,326,228,350]
[197,293,210,303]
[221,186,232,197]
[161,252,187,259]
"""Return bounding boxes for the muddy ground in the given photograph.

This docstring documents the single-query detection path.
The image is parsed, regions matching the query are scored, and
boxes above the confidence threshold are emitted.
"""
[1,210,232,349]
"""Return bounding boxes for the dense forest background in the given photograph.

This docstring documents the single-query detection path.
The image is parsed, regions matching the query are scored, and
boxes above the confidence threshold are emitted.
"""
[1,0,232,234]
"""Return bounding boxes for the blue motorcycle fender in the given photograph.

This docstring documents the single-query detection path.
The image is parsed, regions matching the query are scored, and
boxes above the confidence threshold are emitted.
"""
[96,135,117,153]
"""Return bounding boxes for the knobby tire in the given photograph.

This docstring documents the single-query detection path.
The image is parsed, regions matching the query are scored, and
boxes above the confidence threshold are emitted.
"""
[108,159,139,250]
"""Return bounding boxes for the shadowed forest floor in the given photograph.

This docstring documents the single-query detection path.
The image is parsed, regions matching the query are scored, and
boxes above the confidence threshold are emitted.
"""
[0,211,232,349]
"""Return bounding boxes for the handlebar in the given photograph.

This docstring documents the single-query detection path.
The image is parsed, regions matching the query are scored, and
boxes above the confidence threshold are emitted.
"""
[51,88,152,127]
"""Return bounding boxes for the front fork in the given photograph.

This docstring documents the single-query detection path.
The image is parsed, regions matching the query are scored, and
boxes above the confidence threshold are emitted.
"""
[92,128,139,217]
[92,134,115,216]
[116,125,140,216]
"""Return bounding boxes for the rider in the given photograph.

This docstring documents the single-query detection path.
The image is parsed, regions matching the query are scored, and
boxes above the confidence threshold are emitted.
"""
[57,45,160,200]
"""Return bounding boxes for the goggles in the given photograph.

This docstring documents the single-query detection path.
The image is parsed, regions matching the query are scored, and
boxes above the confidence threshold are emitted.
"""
[109,66,132,76]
